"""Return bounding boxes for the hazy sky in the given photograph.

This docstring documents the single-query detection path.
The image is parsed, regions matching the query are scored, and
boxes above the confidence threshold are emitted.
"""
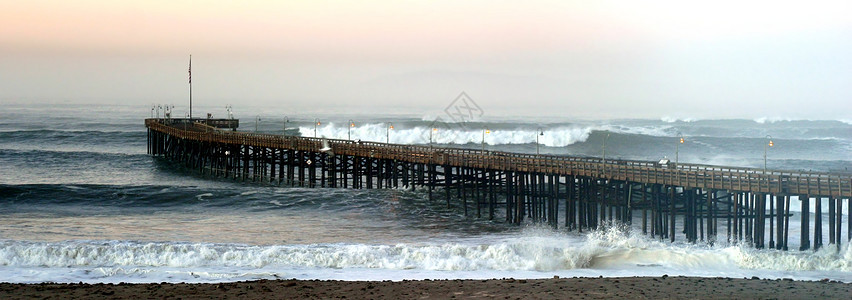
[1,0,850,119]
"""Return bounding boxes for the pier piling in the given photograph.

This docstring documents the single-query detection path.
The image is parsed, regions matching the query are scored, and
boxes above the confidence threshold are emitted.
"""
[146,118,851,250]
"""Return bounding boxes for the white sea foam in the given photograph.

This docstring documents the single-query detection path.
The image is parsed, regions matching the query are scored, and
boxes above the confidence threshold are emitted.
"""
[786,195,852,214]
[299,124,593,147]
[1,226,850,283]
[701,154,757,169]
[754,117,797,124]
[296,122,687,147]
[661,117,698,123]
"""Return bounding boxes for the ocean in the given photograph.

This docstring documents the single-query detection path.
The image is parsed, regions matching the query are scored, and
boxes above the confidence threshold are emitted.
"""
[1,103,851,284]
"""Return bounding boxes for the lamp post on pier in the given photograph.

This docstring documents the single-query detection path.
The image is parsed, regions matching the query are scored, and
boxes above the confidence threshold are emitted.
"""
[314,118,321,138]
[764,134,775,249]
[348,120,355,140]
[536,128,544,155]
[205,113,212,132]
[482,126,490,152]
[255,116,261,132]
[602,133,611,177]
[676,133,685,167]
[764,135,774,176]
[430,127,437,148]
[386,122,394,144]
[282,116,290,135]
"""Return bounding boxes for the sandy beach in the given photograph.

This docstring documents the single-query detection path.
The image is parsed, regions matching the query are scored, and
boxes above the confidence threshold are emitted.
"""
[1,276,850,299]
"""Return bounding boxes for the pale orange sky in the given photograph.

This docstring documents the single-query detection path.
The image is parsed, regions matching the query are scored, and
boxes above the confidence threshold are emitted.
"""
[1,0,850,119]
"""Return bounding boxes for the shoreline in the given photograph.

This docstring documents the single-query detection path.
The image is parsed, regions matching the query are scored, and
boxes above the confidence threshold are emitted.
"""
[2,276,850,299]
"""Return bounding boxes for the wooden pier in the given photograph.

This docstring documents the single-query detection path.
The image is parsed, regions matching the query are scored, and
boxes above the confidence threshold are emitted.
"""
[147,118,852,251]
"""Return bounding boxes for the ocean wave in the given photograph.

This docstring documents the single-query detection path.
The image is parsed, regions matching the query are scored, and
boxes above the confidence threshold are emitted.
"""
[0,146,147,157]
[728,242,852,274]
[0,240,581,270]
[0,184,229,208]
[2,227,849,274]
[750,117,852,124]
[299,123,594,147]
[660,117,698,123]
[0,129,143,136]
[0,130,145,155]
[0,183,405,212]
[298,122,852,147]
[295,122,691,146]
[597,124,675,137]
[754,117,797,124]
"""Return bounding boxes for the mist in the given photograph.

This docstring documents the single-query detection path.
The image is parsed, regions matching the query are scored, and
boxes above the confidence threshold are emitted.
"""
[1,0,850,120]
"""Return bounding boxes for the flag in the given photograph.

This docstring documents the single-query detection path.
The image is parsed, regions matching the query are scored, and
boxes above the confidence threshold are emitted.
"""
[188,56,192,84]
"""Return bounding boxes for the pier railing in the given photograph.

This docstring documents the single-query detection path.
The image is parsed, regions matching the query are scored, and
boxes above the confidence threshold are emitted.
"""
[146,118,851,198]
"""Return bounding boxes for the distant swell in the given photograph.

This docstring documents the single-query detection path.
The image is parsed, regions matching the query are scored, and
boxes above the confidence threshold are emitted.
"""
[0,130,146,155]
[0,184,201,208]
[0,129,142,140]
[0,184,402,212]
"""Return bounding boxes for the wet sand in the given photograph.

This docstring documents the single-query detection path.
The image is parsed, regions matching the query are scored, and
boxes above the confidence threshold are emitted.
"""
[1,276,850,299]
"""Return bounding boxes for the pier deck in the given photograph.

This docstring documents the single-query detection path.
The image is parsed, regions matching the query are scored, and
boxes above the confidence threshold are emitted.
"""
[147,118,851,250]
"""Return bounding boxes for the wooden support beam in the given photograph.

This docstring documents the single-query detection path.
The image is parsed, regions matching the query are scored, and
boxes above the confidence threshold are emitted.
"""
[815,196,822,250]
[800,195,810,251]
[146,121,852,252]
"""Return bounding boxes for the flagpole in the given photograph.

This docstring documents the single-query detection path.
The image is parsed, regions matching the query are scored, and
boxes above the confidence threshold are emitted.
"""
[189,55,192,120]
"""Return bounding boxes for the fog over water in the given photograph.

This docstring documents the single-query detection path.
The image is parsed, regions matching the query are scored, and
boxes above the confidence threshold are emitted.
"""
[1,1,850,120]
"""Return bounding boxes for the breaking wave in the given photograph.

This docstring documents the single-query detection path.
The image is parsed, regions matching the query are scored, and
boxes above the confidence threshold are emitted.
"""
[661,117,698,123]
[299,124,594,147]
[1,226,849,283]
[297,123,682,147]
